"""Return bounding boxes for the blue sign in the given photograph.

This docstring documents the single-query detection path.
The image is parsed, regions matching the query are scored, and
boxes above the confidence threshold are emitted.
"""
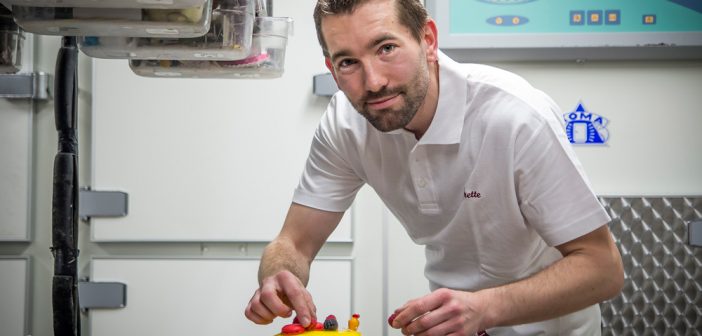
[563,103,609,145]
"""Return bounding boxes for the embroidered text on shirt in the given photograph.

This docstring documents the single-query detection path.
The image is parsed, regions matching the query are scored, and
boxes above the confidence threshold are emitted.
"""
[464,191,481,199]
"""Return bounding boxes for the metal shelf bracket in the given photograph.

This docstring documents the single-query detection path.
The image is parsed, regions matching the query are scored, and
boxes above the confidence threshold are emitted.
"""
[0,72,52,100]
[79,188,129,221]
[313,72,338,97]
[78,281,127,311]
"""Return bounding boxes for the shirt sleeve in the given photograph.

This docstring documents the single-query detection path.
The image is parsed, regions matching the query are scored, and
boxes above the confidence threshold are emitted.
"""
[515,102,611,247]
[292,98,365,212]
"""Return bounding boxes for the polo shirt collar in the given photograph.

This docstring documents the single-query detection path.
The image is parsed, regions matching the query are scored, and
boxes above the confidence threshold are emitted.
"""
[416,50,466,145]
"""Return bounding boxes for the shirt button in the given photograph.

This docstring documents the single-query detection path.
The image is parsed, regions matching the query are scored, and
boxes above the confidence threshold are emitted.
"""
[417,178,427,188]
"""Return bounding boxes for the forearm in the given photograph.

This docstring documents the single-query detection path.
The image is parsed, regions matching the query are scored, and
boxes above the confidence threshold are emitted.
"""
[248,205,343,326]
[258,203,342,286]
[258,237,312,286]
[479,227,624,329]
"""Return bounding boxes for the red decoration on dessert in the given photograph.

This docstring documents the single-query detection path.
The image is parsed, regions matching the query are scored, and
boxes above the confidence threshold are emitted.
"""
[281,324,305,334]
[387,312,397,326]
[280,314,362,334]
[305,317,319,330]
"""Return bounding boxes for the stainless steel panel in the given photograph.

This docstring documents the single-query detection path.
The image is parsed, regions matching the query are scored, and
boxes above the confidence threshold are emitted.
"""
[600,197,702,335]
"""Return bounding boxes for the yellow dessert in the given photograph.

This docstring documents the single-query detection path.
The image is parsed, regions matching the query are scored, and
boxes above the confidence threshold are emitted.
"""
[275,332,361,336]
[275,314,361,336]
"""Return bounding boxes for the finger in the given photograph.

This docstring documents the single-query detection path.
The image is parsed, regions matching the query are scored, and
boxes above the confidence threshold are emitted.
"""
[406,310,462,336]
[279,274,316,326]
[388,302,412,328]
[393,300,413,315]
[412,324,472,336]
[245,306,272,325]
[404,303,476,336]
[245,291,277,324]
[392,294,443,329]
[388,312,398,326]
[303,288,317,320]
[259,281,294,318]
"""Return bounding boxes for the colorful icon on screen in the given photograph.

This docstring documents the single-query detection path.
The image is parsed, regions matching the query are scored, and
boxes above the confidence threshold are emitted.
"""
[588,10,603,25]
[487,15,529,26]
[643,14,657,25]
[570,10,585,25]
[605,10,621,25]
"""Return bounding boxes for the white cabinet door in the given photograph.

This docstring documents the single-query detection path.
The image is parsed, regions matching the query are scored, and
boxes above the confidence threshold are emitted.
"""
[0,258,30,336]
[88,258,352,336]
[89,0,349,242]
[0,99,32,241]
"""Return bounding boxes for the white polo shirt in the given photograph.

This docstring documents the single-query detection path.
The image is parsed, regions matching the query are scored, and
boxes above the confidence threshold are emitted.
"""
[293,51,610,335]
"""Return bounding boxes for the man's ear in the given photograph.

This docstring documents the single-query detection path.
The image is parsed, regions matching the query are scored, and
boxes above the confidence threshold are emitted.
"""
[325,57,338,83]
[423,19,439,62]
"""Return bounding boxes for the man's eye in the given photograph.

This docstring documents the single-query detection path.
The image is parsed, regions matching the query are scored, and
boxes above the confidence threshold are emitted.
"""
[381,44,396,53]
[338,59,356,68]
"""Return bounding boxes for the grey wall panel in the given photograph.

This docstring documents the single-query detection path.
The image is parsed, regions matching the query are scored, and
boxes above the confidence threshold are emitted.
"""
[600,197,702,335]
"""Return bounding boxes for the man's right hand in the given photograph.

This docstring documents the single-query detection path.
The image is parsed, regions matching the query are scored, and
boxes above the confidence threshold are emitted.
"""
[245,270,317,327]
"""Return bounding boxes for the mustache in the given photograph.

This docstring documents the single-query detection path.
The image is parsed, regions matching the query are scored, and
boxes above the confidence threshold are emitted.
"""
[363,86,403,102]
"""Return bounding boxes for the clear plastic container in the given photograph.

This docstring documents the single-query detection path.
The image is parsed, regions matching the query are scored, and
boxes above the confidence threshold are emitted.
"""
[4,0,206,9]
[12,0,213,37]
[129,16,292,79]
[79,0,254,60]
[1,10,24,74]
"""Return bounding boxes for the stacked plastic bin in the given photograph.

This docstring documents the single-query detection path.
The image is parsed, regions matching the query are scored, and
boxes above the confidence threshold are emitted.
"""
[1,6,24,74]
[129,16,292,78]
[7,0,293,78]
[10,0,214,37]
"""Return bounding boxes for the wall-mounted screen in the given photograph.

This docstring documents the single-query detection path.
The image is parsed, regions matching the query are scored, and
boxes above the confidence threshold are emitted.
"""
[426,0,702,61]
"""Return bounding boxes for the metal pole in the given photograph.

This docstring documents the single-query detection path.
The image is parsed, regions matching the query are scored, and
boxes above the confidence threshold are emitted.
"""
[51,36,80,336]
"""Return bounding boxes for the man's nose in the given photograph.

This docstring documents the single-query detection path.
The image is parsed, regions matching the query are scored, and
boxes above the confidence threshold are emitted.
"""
[363,61,388,93]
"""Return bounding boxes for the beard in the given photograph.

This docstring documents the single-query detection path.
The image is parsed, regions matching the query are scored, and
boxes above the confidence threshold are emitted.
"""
[350,53,430,132]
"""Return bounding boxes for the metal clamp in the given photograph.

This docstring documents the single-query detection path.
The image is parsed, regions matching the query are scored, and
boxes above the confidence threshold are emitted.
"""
[78,281,127,311]
[79,188,129,221]
[0,72,52,100]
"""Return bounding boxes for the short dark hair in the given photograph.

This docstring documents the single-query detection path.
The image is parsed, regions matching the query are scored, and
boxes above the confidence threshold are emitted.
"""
[313,0,428,57]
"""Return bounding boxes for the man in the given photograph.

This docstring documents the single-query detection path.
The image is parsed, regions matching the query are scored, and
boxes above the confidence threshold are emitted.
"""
[245,0,624,334]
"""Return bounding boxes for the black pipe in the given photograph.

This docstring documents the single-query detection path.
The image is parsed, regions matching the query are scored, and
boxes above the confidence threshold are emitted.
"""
[266,0,273,16]
[51,36,80,336]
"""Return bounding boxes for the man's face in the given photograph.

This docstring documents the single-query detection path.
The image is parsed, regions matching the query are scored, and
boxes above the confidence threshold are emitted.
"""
[321,0,430,132]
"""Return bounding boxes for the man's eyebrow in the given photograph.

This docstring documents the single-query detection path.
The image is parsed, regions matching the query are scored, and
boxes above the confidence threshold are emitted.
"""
[330,49,351,62]
[329,34,398,62]
[368,34,396,50]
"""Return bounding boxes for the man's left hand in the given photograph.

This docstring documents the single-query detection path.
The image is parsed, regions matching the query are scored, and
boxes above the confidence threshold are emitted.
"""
[389,288,490,336]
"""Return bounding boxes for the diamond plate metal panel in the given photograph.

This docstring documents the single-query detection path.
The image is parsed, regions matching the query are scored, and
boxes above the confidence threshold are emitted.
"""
[599,197,702,335]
